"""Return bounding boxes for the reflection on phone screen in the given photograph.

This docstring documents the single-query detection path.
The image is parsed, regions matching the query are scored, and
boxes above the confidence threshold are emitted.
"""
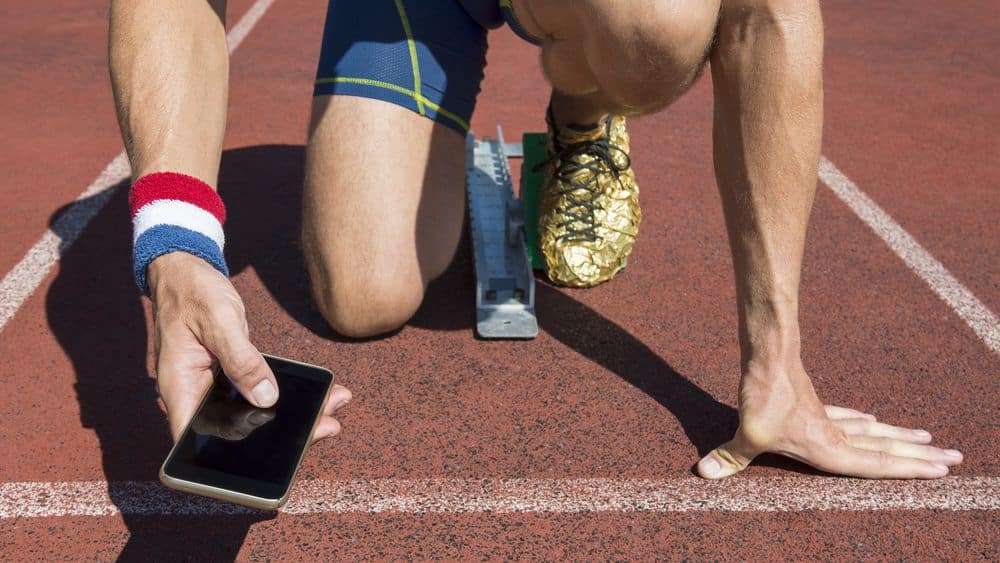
[190,380,276,441]
[166,366,327,494]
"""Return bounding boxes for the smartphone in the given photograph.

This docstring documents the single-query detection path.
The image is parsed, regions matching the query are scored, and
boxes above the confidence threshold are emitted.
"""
[160,354,333,510]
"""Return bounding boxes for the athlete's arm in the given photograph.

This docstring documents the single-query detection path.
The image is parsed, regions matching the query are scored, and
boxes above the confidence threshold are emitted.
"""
[698,0,962,478]
[109,0,350,440]
[110,0,229,185]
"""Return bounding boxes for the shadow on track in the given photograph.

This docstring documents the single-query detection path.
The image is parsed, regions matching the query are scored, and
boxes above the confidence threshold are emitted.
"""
[534,283,738,457]
[43,141,473,559]
[46,175,269,561]
[46,144,810,558]
[219,145,739,462]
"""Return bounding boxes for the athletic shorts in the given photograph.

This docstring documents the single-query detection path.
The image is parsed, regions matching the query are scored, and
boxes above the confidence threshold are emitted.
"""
[313,0,542,135]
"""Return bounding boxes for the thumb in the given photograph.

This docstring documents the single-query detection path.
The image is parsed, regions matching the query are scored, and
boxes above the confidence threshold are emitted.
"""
[697,433,758,479]
[202,320,278,409]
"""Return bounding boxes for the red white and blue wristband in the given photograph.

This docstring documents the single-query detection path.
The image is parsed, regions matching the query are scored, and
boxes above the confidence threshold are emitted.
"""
[129,172,229,294]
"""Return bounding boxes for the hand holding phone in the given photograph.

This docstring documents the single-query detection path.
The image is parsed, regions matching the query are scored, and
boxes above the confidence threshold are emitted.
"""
[161,355,345,509]
[147,252,350,440]
[149,255,350,508]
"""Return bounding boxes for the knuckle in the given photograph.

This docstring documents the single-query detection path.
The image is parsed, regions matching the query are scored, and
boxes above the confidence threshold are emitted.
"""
[824,426,851,450]
[226,350,263,382]
[875,451,892,468]
[208,299,245,325]
[200,303,246,341]
[735,420,773,451]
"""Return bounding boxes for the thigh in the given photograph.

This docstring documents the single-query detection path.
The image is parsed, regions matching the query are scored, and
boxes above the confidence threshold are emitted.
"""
[302,0,484,334]
[302,95,466,311]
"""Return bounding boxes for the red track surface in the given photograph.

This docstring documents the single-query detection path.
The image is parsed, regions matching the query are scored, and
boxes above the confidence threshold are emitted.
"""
[1,0,997,559]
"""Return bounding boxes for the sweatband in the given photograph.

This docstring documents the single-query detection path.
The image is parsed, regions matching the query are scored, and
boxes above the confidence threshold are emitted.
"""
[130,172,229,294]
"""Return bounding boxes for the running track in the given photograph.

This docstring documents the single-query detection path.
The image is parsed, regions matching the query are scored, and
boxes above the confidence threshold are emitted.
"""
[0,0,997,559]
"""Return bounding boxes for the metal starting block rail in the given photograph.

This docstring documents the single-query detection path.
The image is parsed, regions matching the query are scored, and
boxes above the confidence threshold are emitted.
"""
[466,127,539,339]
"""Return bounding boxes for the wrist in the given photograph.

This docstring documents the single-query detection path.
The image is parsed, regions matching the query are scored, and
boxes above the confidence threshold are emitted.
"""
[147,251,205,298]
[130,172,228,295]
[738,298,802,370]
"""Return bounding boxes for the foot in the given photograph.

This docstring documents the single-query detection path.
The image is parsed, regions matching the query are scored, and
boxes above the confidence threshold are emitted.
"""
[537,108,641,287]
[697,361,964,479]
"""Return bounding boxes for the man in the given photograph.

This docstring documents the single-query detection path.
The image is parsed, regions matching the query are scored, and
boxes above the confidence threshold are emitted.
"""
[111,0,963,479]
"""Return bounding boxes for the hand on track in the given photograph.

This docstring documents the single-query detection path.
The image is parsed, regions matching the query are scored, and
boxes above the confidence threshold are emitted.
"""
[697,364,963,479]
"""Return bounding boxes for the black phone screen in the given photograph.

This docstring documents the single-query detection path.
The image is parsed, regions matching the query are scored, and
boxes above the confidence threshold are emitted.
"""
[162,356,331,501]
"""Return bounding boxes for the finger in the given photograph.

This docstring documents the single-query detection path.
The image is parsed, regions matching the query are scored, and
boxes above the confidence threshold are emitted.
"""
[324,385,353,416]
[848,436,963,466]
[833,418,933,444]
[312,416,342,442]
[697,432,758,480]
[819,445,950,479]
[201,318,278,408]
[162,379,211,441]
[157,339,214,441]
[824,405,876,421]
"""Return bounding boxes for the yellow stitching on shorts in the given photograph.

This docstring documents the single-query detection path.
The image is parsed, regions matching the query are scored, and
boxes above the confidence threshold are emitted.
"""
[393,0,425,116]
[315,77,471,131]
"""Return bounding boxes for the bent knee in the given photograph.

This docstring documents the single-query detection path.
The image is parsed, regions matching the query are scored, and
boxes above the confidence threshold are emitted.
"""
[312,275,425,339]
[721,0,820,19]
[717,0,822,41]
[580,0,721,111]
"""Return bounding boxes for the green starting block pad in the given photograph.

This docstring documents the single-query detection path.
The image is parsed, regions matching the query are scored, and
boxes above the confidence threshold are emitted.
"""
[520,132,547,270]
[466,128,538,339]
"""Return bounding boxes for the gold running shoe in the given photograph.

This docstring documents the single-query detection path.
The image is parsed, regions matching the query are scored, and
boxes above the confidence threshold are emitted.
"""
[536,111,641,287]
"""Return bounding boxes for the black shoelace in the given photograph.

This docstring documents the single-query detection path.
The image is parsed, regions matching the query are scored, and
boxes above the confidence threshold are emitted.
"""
[533,132,631,243]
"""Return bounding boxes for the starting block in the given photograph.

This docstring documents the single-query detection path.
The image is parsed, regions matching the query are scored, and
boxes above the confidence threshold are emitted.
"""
[466,128,547,339]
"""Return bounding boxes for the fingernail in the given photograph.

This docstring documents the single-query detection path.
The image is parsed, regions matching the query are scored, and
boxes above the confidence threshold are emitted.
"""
[251,380,278,406]
[914,430,931,438]
[698,456,721,478]
[335,398,351,410]
[945,449,962,459]
[932,464,949,474]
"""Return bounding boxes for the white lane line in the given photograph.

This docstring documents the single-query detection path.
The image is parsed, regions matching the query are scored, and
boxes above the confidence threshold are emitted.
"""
[1,477,997,518]
[819,158,1000,355]
[0,154,128,329]
[225,0,276,52]
[0,0,277,332]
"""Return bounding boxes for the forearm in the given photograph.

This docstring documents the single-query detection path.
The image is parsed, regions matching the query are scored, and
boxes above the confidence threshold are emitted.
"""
[109,0,230,186]
[710,2,824,367]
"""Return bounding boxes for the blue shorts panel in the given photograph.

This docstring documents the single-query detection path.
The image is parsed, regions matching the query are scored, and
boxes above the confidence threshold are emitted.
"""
[314,0,488,134]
